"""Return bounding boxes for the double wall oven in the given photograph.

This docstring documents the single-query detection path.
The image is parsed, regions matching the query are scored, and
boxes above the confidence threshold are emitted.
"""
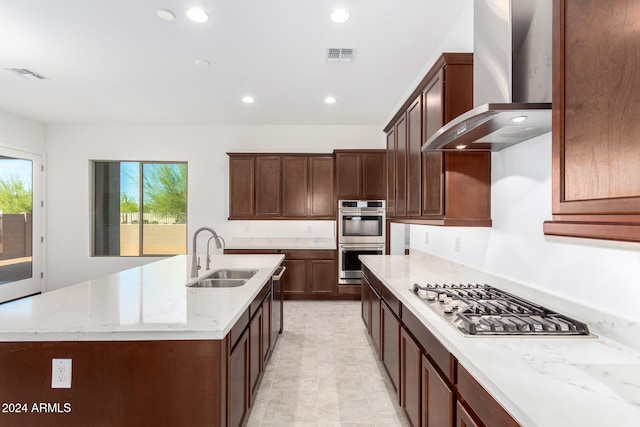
[338,200,385,284]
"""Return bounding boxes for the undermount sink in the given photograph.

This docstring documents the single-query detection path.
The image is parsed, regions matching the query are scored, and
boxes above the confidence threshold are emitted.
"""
[190,278,248,288]
[187,268,258,288]
[207,268,258,280]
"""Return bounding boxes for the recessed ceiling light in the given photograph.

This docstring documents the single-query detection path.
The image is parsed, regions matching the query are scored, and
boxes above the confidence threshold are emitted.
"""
[195,59,210,67]
[455,144,467,150]
[186,8,208,23]
[330,9,351,23]
[156,9,175,21]
[242,96,255,104]
[324,97,337,104]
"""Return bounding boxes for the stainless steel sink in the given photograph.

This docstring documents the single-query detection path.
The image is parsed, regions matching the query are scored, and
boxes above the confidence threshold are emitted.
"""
[189,278,248,288]
[187,268,258,288]
[207,268,258,280]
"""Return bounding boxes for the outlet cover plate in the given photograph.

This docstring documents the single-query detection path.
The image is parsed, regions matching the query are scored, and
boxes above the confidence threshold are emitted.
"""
[51,358,72,388]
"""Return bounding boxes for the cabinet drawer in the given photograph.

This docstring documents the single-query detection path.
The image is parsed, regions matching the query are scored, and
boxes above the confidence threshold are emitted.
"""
[457,364,520,427]
[230,308,250,351]
[381,284,401,318]
[250,283,270,318]
[282,250,334,260]
[402,307,455,382]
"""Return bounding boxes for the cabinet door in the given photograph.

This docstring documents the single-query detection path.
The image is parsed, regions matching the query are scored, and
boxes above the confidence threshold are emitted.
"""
[456,401,480,427]
[362,152,387,200]
[381,301,400,397]
[544,0,640,242]
[422,70,445,217]
[386,129,396,217]
[371,286,382,355]
[406,96,423,216]
[395,115,408,217]
[281,259,306,295]
[309,259,336,295]
[249,306,263,397]
[262,297,271,364]
[282,156,308,217]
[423,354,455,427]
[400,327,422,427]
[361,275,372,332]
[309,156,335,217]
[336,152,363,200]
[255,156,282,217]
[229,156,255,218]
[229,330,249,427]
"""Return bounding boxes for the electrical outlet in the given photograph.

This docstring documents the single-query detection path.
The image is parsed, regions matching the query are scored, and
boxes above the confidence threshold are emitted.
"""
[244,225,250,233]
[424,232,429,244]
[454,236,461,252]
[307,226,312,233]
[51,358,72,389]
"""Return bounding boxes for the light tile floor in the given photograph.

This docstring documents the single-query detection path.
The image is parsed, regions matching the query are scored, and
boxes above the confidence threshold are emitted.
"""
[245,300,409,427]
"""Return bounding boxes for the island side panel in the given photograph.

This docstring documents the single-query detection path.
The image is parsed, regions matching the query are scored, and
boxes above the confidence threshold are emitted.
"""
[0,339,226,426]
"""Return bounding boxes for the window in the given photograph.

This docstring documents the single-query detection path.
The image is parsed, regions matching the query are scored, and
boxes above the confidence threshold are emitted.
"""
[93,161,187,257]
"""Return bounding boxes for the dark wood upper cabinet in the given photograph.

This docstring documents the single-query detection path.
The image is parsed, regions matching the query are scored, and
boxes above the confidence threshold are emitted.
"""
[544,0,640,242]
[309,156,335,217]
[282,156,308,217]
[386,130,397,217]
[394,115,408,217]
[361,152,387,200]
[255,156,282,217]
[406,96,422,217]
[228,153,334,220]
[384,53,491,226]
[335,150,386,201]
[229,156,255,217]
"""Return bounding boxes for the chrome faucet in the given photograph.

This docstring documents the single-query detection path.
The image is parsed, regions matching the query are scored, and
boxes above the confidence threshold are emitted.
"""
[206,235,225,270]
[190,227,222,277]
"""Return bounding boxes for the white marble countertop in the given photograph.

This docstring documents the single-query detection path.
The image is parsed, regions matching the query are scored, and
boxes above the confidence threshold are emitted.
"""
[226,237,336,250]
[360,253,640,427]
[0,254,284,341]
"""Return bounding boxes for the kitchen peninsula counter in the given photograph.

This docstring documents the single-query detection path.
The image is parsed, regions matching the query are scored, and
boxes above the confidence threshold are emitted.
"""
[0,254,284,341]
[360,253,640,427]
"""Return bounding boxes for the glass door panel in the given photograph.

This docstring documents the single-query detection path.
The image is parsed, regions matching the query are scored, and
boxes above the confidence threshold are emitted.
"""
[0,148,42,303]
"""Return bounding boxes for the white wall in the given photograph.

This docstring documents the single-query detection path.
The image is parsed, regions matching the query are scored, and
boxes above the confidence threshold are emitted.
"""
[45,124,384,290]
[0,109,46,152]
[409,133,640,347]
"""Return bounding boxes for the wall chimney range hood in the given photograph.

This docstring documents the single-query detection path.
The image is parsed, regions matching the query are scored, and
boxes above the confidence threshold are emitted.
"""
[423,0,552,152]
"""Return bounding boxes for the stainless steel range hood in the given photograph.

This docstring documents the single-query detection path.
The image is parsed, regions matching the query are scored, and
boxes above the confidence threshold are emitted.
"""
[423,0,552,152]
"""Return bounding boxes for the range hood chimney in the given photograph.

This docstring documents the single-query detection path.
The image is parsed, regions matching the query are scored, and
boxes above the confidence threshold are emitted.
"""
[423,0,552,152]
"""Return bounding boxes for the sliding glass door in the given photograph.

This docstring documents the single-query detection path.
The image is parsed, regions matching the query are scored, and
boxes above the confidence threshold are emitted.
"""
[0,146,42,303]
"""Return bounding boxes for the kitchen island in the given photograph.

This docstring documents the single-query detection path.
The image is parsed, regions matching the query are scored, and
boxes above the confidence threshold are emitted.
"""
[360,252,640,427]
[0,254,284,426]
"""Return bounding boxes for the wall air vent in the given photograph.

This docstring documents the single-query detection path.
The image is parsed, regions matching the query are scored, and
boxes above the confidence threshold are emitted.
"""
[5,67,48,80]
[326,48,354,63]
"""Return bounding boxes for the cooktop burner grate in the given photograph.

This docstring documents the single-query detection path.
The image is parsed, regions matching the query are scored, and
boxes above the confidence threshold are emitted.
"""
[411,283,589,336]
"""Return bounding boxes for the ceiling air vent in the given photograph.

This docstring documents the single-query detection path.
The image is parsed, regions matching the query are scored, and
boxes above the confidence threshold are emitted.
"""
[5,67,48,80]
[326,48,354,63]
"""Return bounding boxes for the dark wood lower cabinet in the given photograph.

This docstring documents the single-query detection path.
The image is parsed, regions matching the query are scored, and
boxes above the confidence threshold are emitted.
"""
[371,285,382,355]
[457,401,480,427]
[226,249,345,300]
[423,354,454,427]
[400,327,422,427]
[361,267,522,427]
[381,301,401,398]
[229,329,249,427]
[249,305,263,397]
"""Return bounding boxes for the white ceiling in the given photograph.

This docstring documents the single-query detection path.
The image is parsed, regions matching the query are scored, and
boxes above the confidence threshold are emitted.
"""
[0,0,471,126]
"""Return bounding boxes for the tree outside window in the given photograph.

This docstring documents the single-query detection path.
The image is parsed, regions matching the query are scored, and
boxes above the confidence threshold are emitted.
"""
[94,161,187,257]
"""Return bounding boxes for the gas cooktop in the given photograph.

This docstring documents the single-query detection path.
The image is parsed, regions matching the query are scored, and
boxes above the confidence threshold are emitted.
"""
[411,283,590,336]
